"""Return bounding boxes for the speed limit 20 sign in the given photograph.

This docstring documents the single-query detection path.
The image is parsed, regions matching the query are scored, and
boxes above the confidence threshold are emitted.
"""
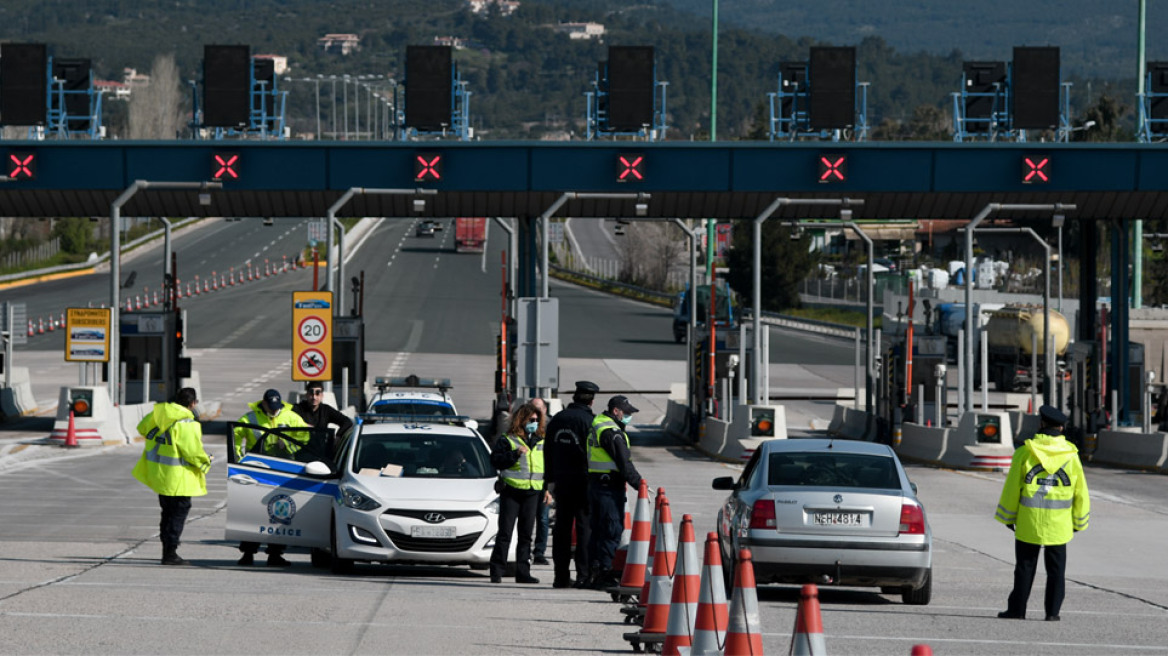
[291,291,333,381]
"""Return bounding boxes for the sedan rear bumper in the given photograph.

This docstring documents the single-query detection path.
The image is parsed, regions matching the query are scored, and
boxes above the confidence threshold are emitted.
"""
[741,536,931,588]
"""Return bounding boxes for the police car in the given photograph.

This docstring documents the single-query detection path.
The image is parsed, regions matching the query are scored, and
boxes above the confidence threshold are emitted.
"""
[366,375,471,426]
[225,413,512,573]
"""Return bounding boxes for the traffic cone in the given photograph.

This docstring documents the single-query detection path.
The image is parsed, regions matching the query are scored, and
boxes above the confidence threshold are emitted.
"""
[229,267,235,285]
[63,410,80,448]
[27,321,34,338]
[618,480,652,595]
[724,549,763,655]
[59,312,65,327]
[637,490,666,608]
[639,498,677,635]
[247,266,254,281]
[690,532,729,656]
[790,584,826,656]
[910,646,933,656]
[124,298,133,312]
[153,291,160,305]
[1027,397,1033,414]
[662,514,701,655]
[610,496,633,577]
[48,315,56,332]
[37,317,44,334]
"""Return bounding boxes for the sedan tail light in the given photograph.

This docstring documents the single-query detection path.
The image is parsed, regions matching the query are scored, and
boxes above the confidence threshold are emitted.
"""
[749,499,777,529]
[899,501,925,535]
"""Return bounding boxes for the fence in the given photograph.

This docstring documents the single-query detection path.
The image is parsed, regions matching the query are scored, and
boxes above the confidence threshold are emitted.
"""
[799,273,907,304]
[2,237,60,271]
[553,243,688,293]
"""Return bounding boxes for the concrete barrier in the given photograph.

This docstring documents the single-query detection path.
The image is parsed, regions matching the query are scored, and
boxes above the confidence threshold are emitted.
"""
[47,386,126,446]
[1093,429,1168,471]
[827,405,846,434]
[0,366,40,418]
[662,400,690,439]
[896,422,950,466]
[695,404,789,462]
[828,405,871,441]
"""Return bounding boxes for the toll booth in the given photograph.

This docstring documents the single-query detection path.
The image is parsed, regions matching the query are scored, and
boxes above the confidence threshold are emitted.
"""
[693,329,754,417]
[117,311,185,403]
[880,334,950,433]
[332,316,365,411]
[1065,340,1146,439]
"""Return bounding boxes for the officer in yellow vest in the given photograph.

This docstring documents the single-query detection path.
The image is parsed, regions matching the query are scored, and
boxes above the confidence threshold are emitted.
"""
[488,401,545,584]
[234,388,310,567]
[995,405,1090,621]
[132,387,211,566]
[585,395,643,589]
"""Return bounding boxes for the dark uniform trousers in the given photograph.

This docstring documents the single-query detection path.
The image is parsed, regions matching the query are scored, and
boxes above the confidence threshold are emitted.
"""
[1007,540,1067,617]
[551,484,591,583]
[587,480,626,572]
[159,495,192,553]
[490,485,541,579]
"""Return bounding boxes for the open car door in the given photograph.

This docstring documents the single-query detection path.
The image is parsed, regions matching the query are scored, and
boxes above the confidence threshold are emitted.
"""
[225,422,335,549]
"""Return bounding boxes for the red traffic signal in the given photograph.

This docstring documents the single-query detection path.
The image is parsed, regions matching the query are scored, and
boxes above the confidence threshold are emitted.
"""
[212,152,240,181]
[415,153,442,182]
[1022,155,1050,184]
[818,154,847,183]
[617,154,645,182]
[6,152,36,180]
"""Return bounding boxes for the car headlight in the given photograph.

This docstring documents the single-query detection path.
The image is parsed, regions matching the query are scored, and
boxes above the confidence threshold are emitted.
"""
[340,485,381,511]
[486,497,500,515]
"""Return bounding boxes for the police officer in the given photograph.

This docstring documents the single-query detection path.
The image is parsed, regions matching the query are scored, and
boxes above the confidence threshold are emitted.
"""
[544,381,599,588]
[292,380,353,454]
[489,402,545,584]
[528,398,551,567]
[235,388,310,567]
[585,395,643,589]
[132,387,211,566]
[996,405,1091,621]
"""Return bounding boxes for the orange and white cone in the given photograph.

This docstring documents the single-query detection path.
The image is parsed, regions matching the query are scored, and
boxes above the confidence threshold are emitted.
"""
[662,514,701,655]
[790,584,826,656]
[725,549,763,655]
[910,646,933,656]
[639,498,677,636]
[638,488,667,607]
[618,480,652,594]
[690,531,729,656]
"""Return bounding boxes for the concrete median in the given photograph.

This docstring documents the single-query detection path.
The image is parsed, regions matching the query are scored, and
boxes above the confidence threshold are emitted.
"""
[1092,429,1168,472]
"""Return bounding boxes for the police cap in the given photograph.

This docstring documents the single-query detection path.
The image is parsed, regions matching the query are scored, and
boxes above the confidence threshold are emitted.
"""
[1038,405,1067,426]
[574,380,600,393]
[608,395,639,414]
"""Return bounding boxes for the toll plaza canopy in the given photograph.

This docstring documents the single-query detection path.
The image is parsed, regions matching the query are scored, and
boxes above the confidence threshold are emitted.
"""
[3,140,1168,220]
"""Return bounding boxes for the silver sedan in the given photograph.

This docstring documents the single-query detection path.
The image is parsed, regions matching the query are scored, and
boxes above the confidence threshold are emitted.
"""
[713,438,932,604]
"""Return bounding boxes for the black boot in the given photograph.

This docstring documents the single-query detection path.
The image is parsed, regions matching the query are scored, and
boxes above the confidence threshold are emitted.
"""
[161,548,189,566]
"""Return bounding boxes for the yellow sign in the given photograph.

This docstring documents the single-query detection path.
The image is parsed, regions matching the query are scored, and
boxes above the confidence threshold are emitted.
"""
[65,307,112,363]
[292,291,333,382]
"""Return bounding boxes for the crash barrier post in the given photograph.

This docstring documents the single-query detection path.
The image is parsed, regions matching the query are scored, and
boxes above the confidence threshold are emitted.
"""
[724,549,763,655]
[662,514,700,655]
[690,532,729,656]
[790,584,826,656]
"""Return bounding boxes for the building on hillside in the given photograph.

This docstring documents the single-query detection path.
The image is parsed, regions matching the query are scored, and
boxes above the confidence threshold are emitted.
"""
[318,34,361,55]
[556,22,605,40]
[467,0,520,16]
[433,36,468,50]
[122,68,151,89]
[253,54,289,75]
[94,80,130,101]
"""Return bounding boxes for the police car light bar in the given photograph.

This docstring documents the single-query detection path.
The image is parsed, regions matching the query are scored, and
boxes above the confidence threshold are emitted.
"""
[357,413,472,426]
[373,375,453,391]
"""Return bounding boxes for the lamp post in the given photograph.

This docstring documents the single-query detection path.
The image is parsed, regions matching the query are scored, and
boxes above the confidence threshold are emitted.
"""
[962,203,1075,414]
[325,188,438,314]
[109,180,221,404]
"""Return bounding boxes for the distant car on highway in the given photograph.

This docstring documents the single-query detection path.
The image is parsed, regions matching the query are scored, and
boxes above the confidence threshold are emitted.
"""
[416,221,437,237]
[713,438,932,605]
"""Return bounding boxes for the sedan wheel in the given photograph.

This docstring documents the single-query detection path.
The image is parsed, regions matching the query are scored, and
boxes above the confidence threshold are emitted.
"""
[902,568,932,605]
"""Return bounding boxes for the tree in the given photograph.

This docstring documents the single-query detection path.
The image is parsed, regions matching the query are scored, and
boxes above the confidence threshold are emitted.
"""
[725,221,816,312]
[614,221,688,291]
[128,54,186,139]
[1076,94,1131,142]
[52,218,96,256]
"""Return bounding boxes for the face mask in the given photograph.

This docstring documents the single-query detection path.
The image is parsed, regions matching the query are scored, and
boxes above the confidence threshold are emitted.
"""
[620,415,633,425]
[525,421,539,434]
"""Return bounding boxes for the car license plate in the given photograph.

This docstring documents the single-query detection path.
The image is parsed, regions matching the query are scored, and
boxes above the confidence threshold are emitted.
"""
[411,525,457,539]
[812,512,866,526]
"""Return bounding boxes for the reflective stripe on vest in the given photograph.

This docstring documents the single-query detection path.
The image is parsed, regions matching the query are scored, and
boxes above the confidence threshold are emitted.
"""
[588,415,626,474]
[501,435,545,490]
[144,419,197,468]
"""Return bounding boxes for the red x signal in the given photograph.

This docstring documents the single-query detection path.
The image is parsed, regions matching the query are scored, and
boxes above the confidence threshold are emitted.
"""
[617,154,644,182]
[7,152,35,180]
[818,155,847,183]
[415,154,442,182]
[1022,156,1050,184]
[212,153,239,181]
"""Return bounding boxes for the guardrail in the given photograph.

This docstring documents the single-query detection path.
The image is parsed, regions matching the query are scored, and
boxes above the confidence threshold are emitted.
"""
[549,263,675,306]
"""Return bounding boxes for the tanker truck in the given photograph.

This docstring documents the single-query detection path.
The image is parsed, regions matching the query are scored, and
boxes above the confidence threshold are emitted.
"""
[982,305,1070,392]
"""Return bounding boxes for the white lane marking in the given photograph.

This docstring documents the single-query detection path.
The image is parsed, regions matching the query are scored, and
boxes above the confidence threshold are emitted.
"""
[404,320,423,352]
[211,316,265,350]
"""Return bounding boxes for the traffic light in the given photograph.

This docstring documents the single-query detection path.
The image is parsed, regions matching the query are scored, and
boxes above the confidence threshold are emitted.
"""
[6,152,36,181]
[1022,155,1050,184]
[212,152,240,181]
[174,314,191,379]
[616,153,644,182]
[976,414,1000,443]
[750,408,776,438]
[414,152,442,182]
[818,154,847,183]
[70,389,94,418]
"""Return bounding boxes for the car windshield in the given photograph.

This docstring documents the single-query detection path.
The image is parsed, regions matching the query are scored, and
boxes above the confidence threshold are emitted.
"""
[353,432,490,479]
[768,452,900,489]
[371,400,455,417]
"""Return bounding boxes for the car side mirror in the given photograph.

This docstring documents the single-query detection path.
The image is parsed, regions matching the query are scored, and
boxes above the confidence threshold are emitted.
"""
[910,481,918,495]
[712,476,737,491]
[304,461,335,478]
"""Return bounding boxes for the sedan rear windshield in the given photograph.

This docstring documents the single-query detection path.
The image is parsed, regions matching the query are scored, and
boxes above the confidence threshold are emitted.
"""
[353,433,491,479]
[768,452,900,489]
